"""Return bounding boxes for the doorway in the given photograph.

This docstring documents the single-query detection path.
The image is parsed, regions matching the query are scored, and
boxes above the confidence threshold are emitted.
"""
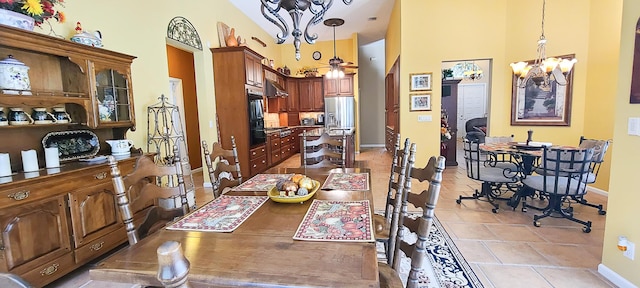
[166,44,202,169]
[441,59,492,139]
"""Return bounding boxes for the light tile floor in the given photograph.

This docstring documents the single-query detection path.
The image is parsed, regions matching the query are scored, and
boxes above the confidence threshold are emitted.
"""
[47,145,616,288]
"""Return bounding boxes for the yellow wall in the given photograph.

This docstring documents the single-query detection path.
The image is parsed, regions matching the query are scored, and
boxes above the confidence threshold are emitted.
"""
[399,0,508,166]
[602,0,640,284]
[279,39,355,77]
[48,1,279,150]
[385,0,401,73]
[582,0,622,190]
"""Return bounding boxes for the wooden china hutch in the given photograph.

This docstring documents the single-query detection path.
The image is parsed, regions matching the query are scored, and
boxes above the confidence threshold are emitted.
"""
[0,25,144,286]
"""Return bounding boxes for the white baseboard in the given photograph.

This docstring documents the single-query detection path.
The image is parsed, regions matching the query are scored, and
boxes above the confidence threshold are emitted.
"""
[587,186,609,196]
[360,144,385,148]
[598,264,638,288]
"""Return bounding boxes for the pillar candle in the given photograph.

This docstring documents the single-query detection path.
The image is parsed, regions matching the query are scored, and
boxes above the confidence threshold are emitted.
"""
[21,149,39,172]
[0,153,11,177]
[45,147,60,168]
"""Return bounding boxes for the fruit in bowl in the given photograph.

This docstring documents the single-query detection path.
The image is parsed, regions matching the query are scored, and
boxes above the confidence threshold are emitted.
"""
[268,177,320,203]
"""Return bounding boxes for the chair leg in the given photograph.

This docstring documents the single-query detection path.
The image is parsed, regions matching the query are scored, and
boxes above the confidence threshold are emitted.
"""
[571,195,606,215]
[456,182,511,213]
[530,195,593,233]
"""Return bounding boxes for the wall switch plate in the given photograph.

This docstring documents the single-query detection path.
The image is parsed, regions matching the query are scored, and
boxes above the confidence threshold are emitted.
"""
[629,117,640,136]
[418,115,432,122]
[624,241,635,260]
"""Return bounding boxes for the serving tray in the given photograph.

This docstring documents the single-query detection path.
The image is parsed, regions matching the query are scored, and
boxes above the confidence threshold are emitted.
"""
[42,130,100,161]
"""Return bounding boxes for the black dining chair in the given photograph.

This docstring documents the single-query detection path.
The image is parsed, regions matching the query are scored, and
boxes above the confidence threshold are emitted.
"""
[572,136,611,215]
[521,146,595,232]
[457,139,519,213]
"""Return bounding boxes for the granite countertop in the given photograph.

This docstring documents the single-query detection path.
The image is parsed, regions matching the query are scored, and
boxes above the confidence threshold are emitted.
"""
[299,127,355,137]
[264,125,324,134]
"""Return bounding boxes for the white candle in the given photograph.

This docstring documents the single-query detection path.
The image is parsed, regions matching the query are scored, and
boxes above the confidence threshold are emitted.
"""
[45,147,60,168]
[0,153,11,177]
[21,150,39,172]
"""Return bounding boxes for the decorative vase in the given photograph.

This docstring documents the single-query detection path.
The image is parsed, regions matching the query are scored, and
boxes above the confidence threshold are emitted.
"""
[225,28,238,47]
[0,9,35,31]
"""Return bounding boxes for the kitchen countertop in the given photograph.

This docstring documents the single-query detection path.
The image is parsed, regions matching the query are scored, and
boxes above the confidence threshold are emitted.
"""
[264,125,324,135]
[299,127,355,137]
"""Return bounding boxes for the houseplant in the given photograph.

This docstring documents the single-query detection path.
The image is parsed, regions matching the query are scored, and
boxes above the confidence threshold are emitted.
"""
[297,66,318,77]
[0,0,65,31]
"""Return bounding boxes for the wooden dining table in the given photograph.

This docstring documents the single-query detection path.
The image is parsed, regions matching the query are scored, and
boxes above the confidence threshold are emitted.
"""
[90,167,379,288]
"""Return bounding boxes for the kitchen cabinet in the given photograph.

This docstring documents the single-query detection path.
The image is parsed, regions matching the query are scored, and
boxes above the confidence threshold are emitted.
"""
[298,77,324,112]
[249,144,267,176]
[286,78,299,112]
[212,46,266,177]
[245,53,263,88]
[323,74,354,96]
[267,133,281,166]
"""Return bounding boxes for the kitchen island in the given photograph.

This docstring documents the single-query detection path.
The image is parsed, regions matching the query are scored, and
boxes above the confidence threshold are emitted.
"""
[299,128,356,167]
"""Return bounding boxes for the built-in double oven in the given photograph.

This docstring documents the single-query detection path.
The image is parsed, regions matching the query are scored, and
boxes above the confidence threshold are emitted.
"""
[247,88,266,146]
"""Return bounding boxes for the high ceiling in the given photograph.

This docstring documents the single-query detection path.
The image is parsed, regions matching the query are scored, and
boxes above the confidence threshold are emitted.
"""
[228,0,394,45]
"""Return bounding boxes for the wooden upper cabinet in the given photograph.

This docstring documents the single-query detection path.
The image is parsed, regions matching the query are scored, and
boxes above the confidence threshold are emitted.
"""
[312,78,324,111]
[0,25,136,130]
[245,53,263,88]
[323,74,354,96]
[286,78,299,112]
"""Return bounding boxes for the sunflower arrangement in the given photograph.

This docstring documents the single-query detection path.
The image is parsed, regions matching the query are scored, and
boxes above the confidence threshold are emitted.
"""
[0,0,66,26]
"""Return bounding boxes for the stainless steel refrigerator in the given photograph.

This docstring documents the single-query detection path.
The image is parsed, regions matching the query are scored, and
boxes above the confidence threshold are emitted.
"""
[324,96,355,129]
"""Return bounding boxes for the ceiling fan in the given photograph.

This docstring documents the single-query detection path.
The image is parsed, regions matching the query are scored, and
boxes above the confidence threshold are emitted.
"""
[321,18,358,77]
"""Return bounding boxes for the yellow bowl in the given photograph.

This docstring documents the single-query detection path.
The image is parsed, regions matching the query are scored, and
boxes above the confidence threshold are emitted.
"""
[268,180,321,203]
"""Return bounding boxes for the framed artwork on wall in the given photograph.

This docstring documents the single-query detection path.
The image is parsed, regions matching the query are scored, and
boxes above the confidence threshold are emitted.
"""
[409,72,432,91]
[410,93,431,111]
[511,55,574,126]
[630,16,640,103]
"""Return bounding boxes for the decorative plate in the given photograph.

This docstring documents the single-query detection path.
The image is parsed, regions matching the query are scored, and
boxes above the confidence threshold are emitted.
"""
[268,180,320,204]
[42,130,100,161]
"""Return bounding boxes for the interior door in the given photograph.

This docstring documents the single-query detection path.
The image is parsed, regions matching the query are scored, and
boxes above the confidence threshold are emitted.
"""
[456,83,487,137]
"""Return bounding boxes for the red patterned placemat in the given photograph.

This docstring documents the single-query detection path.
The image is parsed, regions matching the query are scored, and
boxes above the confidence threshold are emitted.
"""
[231,174,294,191]
[166,195,268,232]
[320,173,369,191]
[293,200,374,242]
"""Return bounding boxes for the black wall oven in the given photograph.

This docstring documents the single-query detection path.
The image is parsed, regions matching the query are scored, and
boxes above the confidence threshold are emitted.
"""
[247,88,266,146]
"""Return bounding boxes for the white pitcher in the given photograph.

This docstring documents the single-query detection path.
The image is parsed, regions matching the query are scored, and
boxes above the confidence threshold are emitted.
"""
[106,139,133,155]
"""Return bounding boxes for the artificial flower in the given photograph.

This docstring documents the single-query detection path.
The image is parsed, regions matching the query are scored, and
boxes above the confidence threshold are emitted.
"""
[0,0,65,26]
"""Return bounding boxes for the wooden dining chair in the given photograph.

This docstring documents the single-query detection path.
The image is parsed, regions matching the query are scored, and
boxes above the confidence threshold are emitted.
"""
[202,136,242,198]
[301,130,347,168]
[379,145,447,288]
[373,136,411,262]
[108,145,190,245]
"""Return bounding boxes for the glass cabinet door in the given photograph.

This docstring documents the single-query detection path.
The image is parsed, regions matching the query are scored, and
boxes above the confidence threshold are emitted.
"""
[95,68,132,123]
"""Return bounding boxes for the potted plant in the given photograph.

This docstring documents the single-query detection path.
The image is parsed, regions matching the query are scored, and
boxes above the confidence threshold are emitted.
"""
[442,68,454,80]
[297,66,318,77]
[0,0,65,31]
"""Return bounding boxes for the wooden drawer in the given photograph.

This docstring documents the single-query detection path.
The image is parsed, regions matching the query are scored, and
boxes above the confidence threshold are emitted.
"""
[250,155,268,175]
[280,136,292,146]
[74,226,126,265]
[280,144,292,159]
[250,145,266,160]
[19,252,75,288]
[270,149,281,164]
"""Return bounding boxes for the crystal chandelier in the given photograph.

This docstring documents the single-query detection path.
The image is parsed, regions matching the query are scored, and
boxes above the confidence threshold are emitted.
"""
[261,0,353,61]
[462,62,483,81]
[510,0,577,91]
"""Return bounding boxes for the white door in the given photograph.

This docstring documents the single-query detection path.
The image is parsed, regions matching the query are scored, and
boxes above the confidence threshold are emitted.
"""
[456,83,487,137]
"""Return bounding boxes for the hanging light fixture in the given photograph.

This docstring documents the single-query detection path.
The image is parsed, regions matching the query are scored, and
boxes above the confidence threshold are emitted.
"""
[510,0,577,91]
[462,62,483,81]
[325,18,345,79]
[261,0,353,61]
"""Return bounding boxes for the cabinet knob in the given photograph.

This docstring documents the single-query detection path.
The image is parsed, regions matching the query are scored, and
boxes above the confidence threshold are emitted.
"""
[90,241,105,251]
[253,164,257,168]
[252,151,256,155]
[8,190,29,201]
[94,172,107,180]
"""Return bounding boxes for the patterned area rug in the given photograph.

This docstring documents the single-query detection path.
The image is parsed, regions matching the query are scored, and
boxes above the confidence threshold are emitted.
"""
[376,212,484,288]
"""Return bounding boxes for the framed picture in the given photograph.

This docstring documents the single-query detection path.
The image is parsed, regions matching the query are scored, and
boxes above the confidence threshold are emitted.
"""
[409,72,432,91]
[410,93,431,111]
[511,55,574,126]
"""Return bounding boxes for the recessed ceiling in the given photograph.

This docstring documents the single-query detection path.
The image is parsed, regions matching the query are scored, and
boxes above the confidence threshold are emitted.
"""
[228,0,394,45]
